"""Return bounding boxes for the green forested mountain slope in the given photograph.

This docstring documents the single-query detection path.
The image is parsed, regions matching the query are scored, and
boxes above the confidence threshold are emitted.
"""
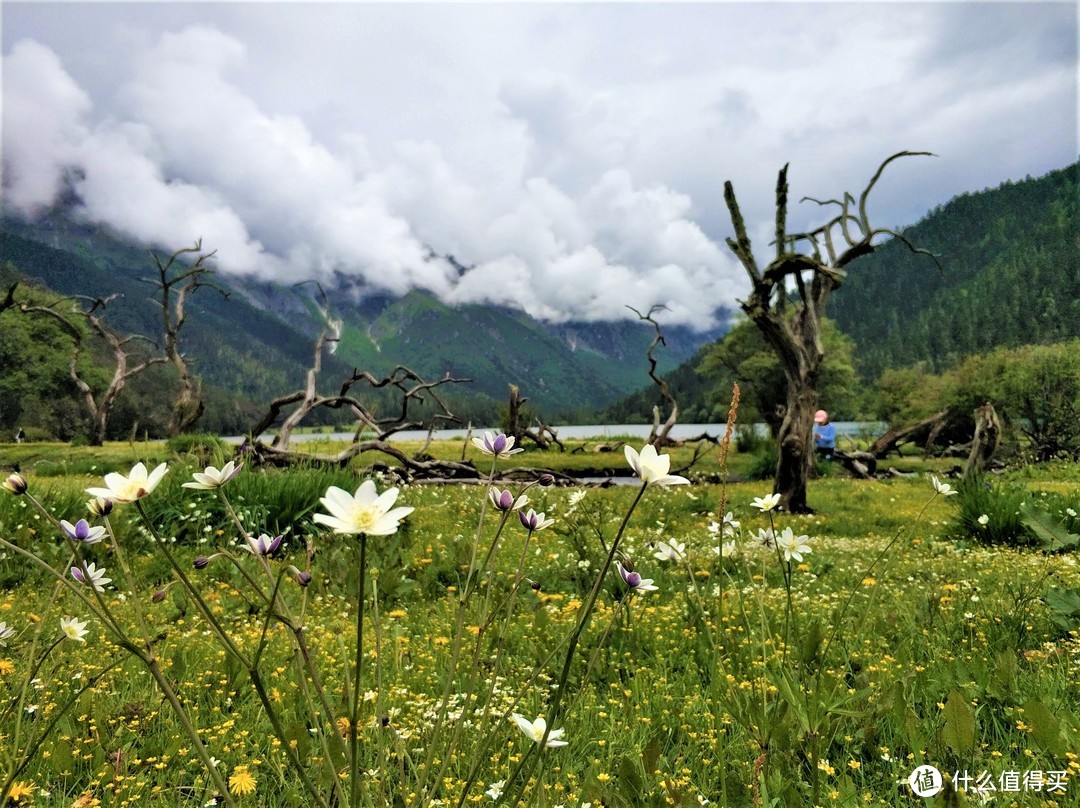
[830,162,1079,379]
[1,214,718,435]
[602,161,1079,423]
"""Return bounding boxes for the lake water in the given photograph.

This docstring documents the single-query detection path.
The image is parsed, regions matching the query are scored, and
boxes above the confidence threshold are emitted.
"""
[227,422,885,444]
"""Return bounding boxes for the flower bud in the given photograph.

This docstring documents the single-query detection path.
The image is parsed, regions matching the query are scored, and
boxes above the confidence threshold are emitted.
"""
[151,589,168,603]
[538,473,556,487]
[2,473,27,496]
[530,580,542,591]
[193,556,210,570]
[87,497,113,517]
[295,571,313,588]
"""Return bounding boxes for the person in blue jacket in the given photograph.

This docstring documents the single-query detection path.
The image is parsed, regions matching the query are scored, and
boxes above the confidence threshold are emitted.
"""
[813,409,836,460]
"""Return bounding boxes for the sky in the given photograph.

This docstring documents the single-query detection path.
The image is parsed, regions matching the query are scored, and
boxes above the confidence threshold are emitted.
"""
[2,1,1076,330]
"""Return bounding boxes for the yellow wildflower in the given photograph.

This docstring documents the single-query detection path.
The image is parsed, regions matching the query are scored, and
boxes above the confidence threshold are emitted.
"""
[228,766,257,796]
[7,782,35,802]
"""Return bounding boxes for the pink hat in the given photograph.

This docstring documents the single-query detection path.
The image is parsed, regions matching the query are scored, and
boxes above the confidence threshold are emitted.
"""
[814,410,828,424]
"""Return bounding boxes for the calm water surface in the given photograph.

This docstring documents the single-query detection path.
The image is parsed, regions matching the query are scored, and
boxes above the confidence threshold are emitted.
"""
[228,422,884,444]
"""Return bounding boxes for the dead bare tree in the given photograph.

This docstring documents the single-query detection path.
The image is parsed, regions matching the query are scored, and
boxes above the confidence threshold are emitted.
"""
[506,385,564,451]
[143,240,227,436]
[244,287,475,477]
[628,305,719,452]
[628,305,681,449]
[19,294,166,446]
[722,152,940,512]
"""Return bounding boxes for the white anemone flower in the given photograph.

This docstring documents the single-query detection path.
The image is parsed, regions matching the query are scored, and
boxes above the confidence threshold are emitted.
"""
[713,540,738,558]
[488,487,528,512]
[0,621,15,646]
[472,431,524,459]
[518,509,555,532]
[652,539,686,562]
[60,616,89,643]
[775,527,812,563]
[313,480,414,535]
[510,714,568,747]
[751,493,782,512]
[624,444,690,487]
[617,561,659,593]
[931,475,958,497]
[86,462,168,503]
[70,562,112,592]
[182,461,242,490]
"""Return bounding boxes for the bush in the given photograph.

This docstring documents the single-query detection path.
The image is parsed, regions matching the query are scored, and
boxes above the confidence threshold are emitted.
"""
[734,424,767,454]
[951,474,1034,546]
[166,433,227,464]
[745,442,779,481]
[139,463,361,544]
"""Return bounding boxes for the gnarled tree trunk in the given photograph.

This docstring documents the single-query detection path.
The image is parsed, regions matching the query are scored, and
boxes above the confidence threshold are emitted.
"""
[722,152,940,512]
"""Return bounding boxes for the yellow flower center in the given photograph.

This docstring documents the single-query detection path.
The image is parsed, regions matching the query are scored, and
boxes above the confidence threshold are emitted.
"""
[347,503,382,533]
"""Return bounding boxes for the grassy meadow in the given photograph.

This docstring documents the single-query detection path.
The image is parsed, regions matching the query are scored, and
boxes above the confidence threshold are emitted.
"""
[1,437,1078,807]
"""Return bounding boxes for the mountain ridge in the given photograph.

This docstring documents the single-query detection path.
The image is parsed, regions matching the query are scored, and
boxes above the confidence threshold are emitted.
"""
[0,210,729,436]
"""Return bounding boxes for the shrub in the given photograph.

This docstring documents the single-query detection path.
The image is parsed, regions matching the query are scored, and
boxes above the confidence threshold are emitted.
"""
[734,424,766,454]
[951,474,1034,546]
[166,433,227,459]
[745,442,779,481]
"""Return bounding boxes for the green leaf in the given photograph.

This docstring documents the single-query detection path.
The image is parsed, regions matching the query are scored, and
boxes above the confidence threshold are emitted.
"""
[616,754,645,798]
[642,735,662,778]
[1044,587,1080,632]
[799,617,824,669]
[1022,507,1080,552]
[1022,699,1064,756]
[940,690,976,756]
[988,650,1016,700]
[1044,587,1080,617]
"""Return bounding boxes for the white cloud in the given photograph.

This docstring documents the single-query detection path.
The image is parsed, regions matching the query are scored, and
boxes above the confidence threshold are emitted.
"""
[2,4,1075,329]
[2,39,92,213]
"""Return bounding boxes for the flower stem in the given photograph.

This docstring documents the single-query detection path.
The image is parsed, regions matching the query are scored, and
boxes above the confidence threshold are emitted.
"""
[350,532,369,808]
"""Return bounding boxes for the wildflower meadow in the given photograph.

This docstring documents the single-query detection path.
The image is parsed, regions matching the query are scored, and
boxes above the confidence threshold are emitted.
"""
[0,433,1078,808]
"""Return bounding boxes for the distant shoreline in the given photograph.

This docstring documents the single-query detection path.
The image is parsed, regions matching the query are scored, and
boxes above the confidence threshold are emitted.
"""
[225,422,886,445]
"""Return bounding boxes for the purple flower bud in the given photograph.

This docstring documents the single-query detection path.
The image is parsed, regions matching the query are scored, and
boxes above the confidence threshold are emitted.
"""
[70,566,87,584]
[2,473,27,495]
[530,580,542,591]
[193,556,210,570]
[295,571,313,588]
[152,589,168,603]
[538,474,556,487]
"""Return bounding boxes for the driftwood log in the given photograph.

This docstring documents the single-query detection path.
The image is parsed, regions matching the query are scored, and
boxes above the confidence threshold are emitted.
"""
[832,450,878,479]
[868,410,949,458]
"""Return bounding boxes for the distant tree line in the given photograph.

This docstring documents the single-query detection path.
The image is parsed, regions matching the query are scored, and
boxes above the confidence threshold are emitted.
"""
[830,162,1078,380]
